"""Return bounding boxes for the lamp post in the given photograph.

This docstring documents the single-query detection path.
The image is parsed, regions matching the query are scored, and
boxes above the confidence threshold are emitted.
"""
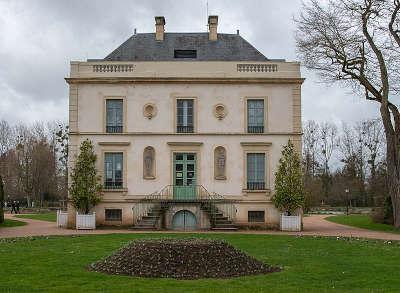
[345,189,350,215]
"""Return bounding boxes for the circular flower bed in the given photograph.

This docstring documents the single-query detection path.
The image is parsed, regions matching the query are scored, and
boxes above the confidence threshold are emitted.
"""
[89,238,281,279]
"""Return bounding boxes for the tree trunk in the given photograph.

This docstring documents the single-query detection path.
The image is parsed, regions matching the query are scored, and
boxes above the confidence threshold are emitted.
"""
[381,106,400,227]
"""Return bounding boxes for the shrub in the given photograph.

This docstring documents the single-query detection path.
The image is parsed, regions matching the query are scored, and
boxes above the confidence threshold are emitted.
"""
[273,140,304,215]
[69,139,102,214]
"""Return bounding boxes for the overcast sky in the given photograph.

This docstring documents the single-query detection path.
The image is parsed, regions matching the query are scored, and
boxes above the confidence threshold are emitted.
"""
[0,0,380,125]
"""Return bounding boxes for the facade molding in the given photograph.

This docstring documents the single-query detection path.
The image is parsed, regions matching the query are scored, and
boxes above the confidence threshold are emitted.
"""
[65,77,305,85]
[71,131,302,136]
[167,142,204,146]
[98,141,131,146]
[240,142,272,146]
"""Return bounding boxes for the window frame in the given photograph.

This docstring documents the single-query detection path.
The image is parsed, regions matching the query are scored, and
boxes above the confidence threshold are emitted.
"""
[105,209,122,221]
[248,210,265,223]
[242,148,269,193]
[103,97,126,133]
[244,97,267,134]
[174,50,197,59]
[103,152,124,189]
[175,97,196,133]
[246,153,266,190]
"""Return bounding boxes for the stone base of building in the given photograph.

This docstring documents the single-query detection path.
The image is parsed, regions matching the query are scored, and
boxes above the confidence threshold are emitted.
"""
[66,200,280,230]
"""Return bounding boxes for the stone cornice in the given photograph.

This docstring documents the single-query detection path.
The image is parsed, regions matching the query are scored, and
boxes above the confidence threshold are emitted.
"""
[70,131,303,136]
[167,142,203,146]
[65,77,305,85]
[240,142,272,146]
[98,141,131,146]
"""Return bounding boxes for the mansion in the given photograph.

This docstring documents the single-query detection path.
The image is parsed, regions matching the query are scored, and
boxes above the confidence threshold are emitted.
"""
[66,16,303,230]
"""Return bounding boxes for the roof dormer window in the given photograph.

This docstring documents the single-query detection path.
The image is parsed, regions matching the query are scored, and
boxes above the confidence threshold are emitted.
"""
[174,50,197,59]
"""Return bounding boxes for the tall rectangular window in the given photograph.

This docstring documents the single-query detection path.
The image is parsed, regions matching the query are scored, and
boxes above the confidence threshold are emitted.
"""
[177,99,194,133]
[104,153,123,189]
[106,99,123,133]
[247,153,265,190]
[247,99,264,133]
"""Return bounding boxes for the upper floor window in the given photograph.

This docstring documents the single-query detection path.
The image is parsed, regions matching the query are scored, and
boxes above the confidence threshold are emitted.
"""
[247,99,264,133]
[106,99,123,133]
[104,152,123,189]
[177,99,194,133]
[247,153,265,190]
[174,50,197,58]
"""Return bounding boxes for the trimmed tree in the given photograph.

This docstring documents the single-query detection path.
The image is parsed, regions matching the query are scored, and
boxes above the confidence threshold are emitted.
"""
[0,175,4,223]
[273,140,304,215]
[69,139,102,214]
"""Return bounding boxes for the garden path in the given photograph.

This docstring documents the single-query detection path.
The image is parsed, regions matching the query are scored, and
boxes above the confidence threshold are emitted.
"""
[1,213,400,241]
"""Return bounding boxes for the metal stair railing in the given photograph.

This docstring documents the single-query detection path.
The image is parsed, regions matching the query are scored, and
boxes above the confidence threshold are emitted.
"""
[133,185,236,227]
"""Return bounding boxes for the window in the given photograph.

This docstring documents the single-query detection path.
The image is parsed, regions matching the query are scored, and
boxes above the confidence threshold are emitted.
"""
[248,211,265,223]
[105,209,122,221]
[104,153,123,189]
[174,50,197,58]
[247,99,264,133]
[247,153,265,190]
[106,99,123,133]
[177,99,194,133]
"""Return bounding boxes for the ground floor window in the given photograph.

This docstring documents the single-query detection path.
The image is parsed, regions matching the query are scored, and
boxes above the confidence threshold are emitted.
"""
[248,211,265,223]
[246,153,265,190]
[105,209,122,221]
[104,152,123,189]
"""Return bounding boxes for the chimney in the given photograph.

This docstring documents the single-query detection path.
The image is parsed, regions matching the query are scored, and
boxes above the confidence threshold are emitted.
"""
[208,15,218,41]
[155,16,165,41]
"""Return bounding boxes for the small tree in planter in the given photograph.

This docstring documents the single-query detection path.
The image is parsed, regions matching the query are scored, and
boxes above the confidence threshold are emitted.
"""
[273,140,304,216]
[69,139,102,215]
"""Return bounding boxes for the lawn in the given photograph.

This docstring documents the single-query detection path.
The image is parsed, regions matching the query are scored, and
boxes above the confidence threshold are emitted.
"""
[0,219,26,228]
[0,234,399,292]
[326,214,400,234]
[15,212,57,222]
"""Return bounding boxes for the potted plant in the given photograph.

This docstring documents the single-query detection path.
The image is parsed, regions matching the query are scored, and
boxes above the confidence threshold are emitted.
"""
[273,140,304,231]
[69,139,102,229]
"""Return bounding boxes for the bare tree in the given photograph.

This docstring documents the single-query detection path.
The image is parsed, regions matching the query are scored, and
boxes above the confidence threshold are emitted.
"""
[0,120,13,156]
[303,120,320,177]
[296,0,400,226]
[319,122,338,199]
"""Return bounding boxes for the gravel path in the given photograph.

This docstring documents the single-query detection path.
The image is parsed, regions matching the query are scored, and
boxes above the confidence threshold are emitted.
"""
[1,213,400,240]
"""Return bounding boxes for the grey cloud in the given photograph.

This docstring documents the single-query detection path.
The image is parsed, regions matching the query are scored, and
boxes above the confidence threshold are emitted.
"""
[0,0,380,124]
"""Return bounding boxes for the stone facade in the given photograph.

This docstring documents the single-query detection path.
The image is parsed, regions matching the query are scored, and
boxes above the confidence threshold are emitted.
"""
[66,16,303,229]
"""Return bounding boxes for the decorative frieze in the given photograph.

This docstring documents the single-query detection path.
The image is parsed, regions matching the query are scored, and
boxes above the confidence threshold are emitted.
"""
[92,64,135,72]
[237,64,278,73]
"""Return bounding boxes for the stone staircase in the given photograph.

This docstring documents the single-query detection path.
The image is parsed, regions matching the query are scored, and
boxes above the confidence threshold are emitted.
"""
[131,205,163,230]
[201,203,237,231]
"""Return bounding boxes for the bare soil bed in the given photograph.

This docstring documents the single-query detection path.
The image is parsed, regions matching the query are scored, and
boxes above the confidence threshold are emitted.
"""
[89,238,281,279]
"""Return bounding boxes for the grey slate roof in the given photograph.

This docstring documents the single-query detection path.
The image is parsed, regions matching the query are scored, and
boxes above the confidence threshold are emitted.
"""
[102,33,268,61]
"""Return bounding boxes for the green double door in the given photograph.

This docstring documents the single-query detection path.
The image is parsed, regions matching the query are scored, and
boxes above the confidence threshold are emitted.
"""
[173,153,197,200]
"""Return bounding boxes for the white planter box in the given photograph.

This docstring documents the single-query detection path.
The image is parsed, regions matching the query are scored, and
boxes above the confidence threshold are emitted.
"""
[76,212,96,230]
[57,210,68,228]
[280,214,301,231]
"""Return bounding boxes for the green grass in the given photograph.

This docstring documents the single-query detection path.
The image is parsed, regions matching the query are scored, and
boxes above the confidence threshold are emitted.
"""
[326,214,400,234]
[15,212,57,222]
[0,219,27,228]
[0,234,399,292]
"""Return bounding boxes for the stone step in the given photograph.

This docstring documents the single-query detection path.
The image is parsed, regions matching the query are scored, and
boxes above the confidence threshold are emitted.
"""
[130,226,158,230]
[214,220,232,225]
[211,227,238,231]
[214,223,235,228]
